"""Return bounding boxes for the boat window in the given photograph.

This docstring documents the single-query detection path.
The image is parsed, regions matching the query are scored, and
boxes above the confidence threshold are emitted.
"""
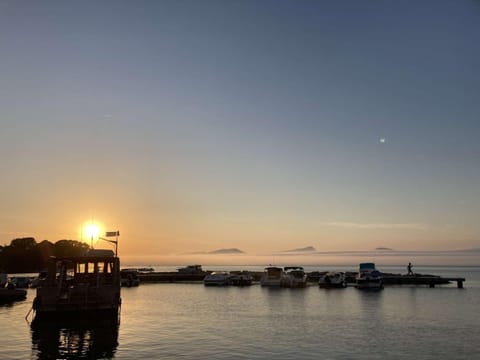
[88,262,95,273]
[67,268,75,278]
[77,263,86,274]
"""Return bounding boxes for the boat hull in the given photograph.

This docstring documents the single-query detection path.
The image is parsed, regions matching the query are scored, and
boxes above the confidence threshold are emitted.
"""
[355,279,384,290]
[319,273,347,288]
[0,288,27,303]
[319,282,346,289]
[260,278,283,287]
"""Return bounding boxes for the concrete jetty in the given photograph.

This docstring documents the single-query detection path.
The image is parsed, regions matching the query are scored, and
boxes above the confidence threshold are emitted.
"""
[380,273,465,288]
[135,270,465,288]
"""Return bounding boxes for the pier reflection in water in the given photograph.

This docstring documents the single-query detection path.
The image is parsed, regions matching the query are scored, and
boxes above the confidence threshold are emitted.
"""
[31,315,119,359]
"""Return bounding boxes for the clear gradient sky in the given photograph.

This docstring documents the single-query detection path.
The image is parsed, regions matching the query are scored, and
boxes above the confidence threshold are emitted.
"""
[1,1,479,264]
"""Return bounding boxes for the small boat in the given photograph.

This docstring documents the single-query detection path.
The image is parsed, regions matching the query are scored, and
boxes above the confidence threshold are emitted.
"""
[0,271,7,287]
[33,249,121,318]
[178,265,205,275]
[120,269,140,287]
[260,266,286,287]
[318,272,347,288]
[229,271,253,286]
[355,263,384,290]
[30,271,48,288]
[10,276,32,289]
[203,272,231,286]
[137,267,154,273]
[283,267,308,288]
[0,283,27,303]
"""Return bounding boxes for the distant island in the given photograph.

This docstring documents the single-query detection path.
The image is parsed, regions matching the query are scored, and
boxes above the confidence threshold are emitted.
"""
[375,247,394,251]
[282,246,316,252]
[208,248,244,254]
[185,248,245,255]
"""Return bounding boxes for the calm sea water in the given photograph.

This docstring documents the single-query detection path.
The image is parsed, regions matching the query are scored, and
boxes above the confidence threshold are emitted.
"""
[1,266,479,359]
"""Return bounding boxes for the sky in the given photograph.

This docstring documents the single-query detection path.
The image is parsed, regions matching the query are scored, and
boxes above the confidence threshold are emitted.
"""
[1,1,479,265]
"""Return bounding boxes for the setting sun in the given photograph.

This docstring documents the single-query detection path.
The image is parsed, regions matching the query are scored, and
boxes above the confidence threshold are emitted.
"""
[83,223,101,241]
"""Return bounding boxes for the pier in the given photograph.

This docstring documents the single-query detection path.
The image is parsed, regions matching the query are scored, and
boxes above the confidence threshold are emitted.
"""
[380,273,465,288]
[135,270,465,288]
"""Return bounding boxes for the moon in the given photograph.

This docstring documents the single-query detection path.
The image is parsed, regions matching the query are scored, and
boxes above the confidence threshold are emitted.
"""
[379,138,386,143]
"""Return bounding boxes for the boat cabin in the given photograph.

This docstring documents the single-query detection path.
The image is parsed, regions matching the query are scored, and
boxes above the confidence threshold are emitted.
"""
[33,249,121,317]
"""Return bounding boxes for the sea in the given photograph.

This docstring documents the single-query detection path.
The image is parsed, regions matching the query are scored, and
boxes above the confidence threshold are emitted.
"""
[1,265,479,360]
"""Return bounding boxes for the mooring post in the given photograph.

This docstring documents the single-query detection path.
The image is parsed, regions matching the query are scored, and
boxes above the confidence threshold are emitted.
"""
[429,283,435,288]
[457,280,463,288]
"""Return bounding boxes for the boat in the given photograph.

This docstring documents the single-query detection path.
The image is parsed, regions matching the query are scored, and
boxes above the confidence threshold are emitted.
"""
[355,263,384,290]
[178,264,205,274]
[260,266,286,287]
[283,267,308,288]
[137,267,154,273]
[32,249,121,318]
[203,272,231,286]
[229,271,253,286]
[120,268,140,287]
[30,271,48,288]
[0,283,27,303]
[318,272,347,288]
[10,276,32,288]
[0,271,7,287]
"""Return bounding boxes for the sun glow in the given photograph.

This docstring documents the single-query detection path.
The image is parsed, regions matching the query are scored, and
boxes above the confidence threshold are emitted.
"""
[83,223,102,243]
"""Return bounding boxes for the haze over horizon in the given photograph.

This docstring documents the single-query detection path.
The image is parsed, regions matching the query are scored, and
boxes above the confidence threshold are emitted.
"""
[1,1,479,265]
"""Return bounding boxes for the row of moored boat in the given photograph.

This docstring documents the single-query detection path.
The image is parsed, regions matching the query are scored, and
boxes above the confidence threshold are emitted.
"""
[203,263,384,290]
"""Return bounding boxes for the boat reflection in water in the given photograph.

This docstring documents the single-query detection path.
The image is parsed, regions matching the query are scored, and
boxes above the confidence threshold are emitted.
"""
[31,315,119,359]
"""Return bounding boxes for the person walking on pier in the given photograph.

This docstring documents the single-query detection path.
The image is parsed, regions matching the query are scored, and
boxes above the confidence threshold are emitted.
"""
[407,262,414,276]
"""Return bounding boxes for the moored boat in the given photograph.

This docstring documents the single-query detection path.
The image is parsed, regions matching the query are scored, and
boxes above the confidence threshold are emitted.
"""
[10,276,32,289]
[203,272,231,286]
[260,266,286,287]
[0,284,27,303]
[178,265,205,275]
[355,263,384,290]
[32,249,121,318]
[318,272,347,288]
[120,269,140,287]
[229,271,253,286]
[0,271,7,287]
[283,267,307,288]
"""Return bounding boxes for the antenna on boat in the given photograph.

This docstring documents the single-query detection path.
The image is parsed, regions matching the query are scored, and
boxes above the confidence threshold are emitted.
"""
[100,231,120,257]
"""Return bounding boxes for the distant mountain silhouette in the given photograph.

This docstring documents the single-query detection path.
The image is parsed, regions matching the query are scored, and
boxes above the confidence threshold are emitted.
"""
[208,248,244,254]
[454,248,480,252]
[375,247,394,251]
[283,246,316,252]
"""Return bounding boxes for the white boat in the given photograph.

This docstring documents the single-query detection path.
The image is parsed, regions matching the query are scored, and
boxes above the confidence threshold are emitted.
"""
[318,272,347,288]
[355,263,384,290]
[203,272,231,286]
[283,267,307,288]
[260,266,286,287]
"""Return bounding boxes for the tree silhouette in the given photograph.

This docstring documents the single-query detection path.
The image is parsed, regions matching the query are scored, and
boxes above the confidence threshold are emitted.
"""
[0,238,91,273]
